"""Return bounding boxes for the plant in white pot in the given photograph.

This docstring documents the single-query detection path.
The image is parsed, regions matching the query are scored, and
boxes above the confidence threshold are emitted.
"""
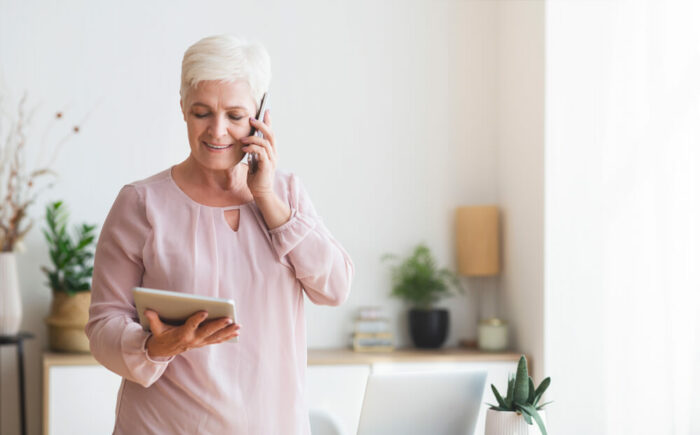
[383,244,463,348]
[41,201,96,352]
[485,355,551,435]
[0,93,85,335]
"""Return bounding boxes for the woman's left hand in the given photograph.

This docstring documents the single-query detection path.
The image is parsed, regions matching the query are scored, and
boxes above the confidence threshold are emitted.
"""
[241,110,276,198]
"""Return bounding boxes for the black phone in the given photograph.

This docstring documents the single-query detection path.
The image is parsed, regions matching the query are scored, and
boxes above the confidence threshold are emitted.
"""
[246,92,269,174]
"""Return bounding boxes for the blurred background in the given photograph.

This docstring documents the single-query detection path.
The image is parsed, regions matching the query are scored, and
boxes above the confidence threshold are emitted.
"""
[0,0,699,434]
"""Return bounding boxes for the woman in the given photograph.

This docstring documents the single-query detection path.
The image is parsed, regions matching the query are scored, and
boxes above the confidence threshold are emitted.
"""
[86,35,353,434]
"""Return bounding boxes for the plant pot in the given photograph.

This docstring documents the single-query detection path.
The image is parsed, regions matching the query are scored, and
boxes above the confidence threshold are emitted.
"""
[408,308,448,348]
[45,291,91,353]
[485,409,548,435]
[0,252,22,335]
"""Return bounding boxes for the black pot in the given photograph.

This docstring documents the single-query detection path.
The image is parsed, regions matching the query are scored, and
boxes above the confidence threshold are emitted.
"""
[409,308,449,348]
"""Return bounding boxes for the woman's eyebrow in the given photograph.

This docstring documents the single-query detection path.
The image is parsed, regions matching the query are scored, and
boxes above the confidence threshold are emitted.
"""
[191,102,247,111]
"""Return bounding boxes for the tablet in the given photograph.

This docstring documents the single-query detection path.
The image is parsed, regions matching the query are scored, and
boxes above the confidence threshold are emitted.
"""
[133,287,238,343]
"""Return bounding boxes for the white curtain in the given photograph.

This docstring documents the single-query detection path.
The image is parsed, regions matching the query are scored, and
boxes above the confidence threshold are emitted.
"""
[602,2,700,433]
[546,1,700,433]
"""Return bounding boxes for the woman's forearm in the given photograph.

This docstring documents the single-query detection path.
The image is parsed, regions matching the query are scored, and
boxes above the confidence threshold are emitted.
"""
[254,192,292,230]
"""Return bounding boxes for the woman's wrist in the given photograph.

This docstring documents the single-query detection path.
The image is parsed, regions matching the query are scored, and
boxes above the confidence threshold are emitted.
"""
[254,192,292,230]
[145,334,174,361]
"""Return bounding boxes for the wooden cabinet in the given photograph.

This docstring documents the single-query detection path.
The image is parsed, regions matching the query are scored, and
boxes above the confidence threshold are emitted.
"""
[43,349,519,435]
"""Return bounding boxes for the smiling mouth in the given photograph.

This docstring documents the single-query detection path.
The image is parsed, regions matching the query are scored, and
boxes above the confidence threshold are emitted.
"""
[203,141,233,150]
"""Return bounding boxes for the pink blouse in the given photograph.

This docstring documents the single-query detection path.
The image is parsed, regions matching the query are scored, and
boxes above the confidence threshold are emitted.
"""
[86,167,353,434]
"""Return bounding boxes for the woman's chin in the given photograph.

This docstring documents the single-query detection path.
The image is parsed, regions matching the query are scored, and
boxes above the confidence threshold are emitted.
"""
[192,153,243,171]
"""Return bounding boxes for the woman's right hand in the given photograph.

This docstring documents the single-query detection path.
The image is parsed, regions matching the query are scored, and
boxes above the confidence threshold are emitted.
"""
[144,310,241,358]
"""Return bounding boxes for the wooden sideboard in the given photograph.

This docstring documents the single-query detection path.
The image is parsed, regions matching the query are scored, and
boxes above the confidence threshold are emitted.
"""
[43,348,521,435]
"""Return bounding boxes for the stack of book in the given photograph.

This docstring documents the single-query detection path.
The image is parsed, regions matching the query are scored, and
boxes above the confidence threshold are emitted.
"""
[352,307,394,352]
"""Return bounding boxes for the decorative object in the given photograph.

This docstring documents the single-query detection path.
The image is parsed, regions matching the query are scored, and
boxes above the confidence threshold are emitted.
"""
[352,306,393,352]
[384,244,463,348]
[455,205,502,348]
[0,252,22,335]
[486,355,551,435]
[0,92,86,334]
[478,317,509,351]
[41,201,96,353]
[456,205,500,276]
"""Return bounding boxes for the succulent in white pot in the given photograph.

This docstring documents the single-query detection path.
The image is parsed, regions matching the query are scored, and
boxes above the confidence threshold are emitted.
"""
[485,355,551,435]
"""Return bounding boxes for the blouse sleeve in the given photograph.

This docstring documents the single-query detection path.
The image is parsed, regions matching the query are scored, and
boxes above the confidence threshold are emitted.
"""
[85,185,173,388]
[269,174,354,306]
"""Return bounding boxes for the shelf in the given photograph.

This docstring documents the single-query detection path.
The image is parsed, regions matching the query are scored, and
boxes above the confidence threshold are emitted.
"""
[43,347,521,367]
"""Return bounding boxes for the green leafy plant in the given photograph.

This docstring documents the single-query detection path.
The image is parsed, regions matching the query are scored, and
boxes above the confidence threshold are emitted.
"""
[41,201,97,295]
[383,244,463,309]
[488,355,552,435]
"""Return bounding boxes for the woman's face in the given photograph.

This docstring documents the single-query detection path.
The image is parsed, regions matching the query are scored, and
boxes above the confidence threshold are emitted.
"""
[181,79,258,171]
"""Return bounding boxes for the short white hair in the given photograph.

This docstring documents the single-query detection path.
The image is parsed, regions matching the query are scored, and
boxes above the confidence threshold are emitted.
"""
[180,35,271,110]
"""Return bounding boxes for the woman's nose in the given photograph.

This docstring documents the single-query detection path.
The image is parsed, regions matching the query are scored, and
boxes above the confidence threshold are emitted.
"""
[209,116,229,140]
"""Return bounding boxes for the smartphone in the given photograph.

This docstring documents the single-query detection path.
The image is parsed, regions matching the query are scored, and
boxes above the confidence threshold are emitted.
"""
[245,92,270,173]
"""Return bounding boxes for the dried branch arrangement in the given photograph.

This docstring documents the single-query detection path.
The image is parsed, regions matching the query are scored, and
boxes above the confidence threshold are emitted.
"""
[0,93,84,252]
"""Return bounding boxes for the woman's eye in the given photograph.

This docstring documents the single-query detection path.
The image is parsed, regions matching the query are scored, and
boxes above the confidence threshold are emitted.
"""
[194,113,210,119]
[229,115,243,121]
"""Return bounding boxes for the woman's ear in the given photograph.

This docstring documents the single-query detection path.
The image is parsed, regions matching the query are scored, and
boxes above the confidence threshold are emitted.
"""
[180,99,186,121]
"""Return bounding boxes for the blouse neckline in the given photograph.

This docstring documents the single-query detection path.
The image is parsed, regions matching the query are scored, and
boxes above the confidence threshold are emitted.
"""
[167,166,255,210]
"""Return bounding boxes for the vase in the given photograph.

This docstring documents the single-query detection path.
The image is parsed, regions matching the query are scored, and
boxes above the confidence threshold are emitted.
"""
[484,409,548,435]
[408,308,448,348]
[0,252,22,335]
[45,290,91,352]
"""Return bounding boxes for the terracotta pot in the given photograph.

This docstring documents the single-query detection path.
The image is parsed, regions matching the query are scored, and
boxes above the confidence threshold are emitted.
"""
[484,409,548,435]
[45,291,91,353]
[0,252,22,335]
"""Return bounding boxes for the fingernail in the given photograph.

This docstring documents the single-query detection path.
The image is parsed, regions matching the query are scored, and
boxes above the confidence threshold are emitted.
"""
[226,319,233,325]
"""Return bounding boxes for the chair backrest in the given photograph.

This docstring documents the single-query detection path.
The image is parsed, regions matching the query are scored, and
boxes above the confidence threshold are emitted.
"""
[309,408,345,435]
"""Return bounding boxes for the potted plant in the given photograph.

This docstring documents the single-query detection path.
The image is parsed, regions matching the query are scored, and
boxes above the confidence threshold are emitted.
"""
[383,244,463,348]
[486,355,551,435]
[42,201,97,352]
[0,93,85,335]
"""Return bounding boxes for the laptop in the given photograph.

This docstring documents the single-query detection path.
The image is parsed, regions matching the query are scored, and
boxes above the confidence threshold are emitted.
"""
[356,370,487,435]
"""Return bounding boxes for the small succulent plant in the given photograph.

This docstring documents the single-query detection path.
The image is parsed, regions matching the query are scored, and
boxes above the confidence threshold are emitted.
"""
[487,355,551,435]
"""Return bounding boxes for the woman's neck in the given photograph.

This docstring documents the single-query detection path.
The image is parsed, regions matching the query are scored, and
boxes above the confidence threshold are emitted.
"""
[174,155,252,202]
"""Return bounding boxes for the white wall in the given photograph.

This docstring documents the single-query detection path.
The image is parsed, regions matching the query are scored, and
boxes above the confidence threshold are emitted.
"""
[0,1,503,434]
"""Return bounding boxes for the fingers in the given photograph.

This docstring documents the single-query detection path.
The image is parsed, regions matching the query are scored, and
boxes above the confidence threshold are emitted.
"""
[185,311,209,331]
[205,323,241,344]
[240,134,275,156]
[196,317,234,338]
[145,309,164,335]
[241,143,273,164]
[249,114,275,147]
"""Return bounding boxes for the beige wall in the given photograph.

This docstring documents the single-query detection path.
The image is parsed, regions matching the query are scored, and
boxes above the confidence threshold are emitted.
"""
[496,0,546,381]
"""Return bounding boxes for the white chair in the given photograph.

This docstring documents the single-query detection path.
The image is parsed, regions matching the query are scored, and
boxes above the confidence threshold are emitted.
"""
[309,408,345,435]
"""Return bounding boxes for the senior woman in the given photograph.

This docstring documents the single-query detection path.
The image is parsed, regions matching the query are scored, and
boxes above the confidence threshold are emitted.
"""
[86,34,353,434]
